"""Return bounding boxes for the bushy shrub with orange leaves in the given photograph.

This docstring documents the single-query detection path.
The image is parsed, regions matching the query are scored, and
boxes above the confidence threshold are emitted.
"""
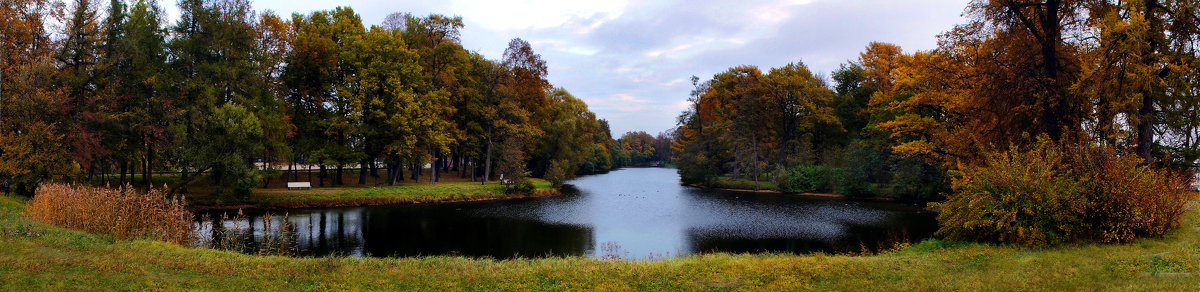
[25,183,193,245]
[1078,146,1193,242]
[934,140,1194,246]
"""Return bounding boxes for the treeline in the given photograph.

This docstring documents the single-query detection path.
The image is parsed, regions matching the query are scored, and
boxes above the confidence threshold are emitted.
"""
[674,0,1198,244]
[673,59,950,200]
[0,0,625,197]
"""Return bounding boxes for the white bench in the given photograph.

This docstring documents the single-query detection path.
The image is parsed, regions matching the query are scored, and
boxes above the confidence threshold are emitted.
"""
[287,182,312,190]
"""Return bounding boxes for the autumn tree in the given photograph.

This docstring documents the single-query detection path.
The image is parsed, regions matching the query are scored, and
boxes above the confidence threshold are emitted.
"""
[400,14,466,183]
[57,0,106,180]
[763,61,838,167]
[0,0,74,195]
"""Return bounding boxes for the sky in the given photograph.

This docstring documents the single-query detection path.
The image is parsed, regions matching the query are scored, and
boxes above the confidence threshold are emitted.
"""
[167,0,971,136]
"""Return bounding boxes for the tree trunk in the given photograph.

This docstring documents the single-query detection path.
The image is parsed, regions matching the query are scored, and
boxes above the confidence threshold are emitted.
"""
[436,149,446,183]
[460,155,469,178]
[1136,0,1162,165]
[483,135,494,184]
[336,163,344,185]
[358,158,368,185]
[410,162,419,181]
[386,160,399,186]
[319,165,327,187]
[144,146,153,187]
[370,158,379,178]
[119,160,127,185]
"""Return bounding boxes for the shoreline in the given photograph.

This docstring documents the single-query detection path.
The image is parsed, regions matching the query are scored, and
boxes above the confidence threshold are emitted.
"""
[688,183,939,204]
[185,179,562,211]
[188,189,562,211]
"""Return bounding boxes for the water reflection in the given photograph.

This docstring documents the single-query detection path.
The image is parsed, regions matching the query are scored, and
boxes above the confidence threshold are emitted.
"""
[195,168,938,259]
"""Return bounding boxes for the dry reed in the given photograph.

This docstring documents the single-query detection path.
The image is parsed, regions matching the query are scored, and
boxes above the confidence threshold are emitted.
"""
[197,210,299,256]
[25,183,193,245]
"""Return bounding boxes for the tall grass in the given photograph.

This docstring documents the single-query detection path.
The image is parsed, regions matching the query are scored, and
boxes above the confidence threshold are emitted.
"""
[25,183,193,245]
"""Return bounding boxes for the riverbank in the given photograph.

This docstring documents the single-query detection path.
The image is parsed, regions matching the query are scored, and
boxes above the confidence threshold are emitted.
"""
[188,179,559,210]
[0,195,1194,290]
[694,181,914,203]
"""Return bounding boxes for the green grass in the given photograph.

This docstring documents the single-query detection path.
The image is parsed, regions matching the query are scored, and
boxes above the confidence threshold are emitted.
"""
[1,195,1196,290]
[710,177,779,192]
[189,179,557,209]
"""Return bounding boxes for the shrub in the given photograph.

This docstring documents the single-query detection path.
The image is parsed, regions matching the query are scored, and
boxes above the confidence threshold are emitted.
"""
[934,142,1089,246]
[837,142,883,197]
[934,140,1194,246]
[1075,146,1193,242]
[888,158,951,201]
[505,178,536,194]
[786,165,839,193]
[545,160,568,187]
[26,183,193,245]
[771,165,790,192]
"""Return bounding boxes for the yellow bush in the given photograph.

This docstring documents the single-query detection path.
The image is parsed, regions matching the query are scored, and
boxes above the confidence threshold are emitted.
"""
[934,140,1194,246]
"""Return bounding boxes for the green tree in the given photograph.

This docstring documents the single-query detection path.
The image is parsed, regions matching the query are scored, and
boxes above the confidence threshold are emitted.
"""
[531,88,598,178]
[763,61,839,167]
[283,8,363,187]
[167,0,285,196]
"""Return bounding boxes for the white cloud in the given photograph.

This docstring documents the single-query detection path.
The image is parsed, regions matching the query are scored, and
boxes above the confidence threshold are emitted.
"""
[449,0,631,30]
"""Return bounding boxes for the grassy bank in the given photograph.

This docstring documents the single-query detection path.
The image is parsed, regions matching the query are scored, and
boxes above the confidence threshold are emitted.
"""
[188,179,558,210]
[0,195,1196,290]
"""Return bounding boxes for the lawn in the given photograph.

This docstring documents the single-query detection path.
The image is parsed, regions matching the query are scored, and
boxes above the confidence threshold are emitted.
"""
[0,195,1195,290]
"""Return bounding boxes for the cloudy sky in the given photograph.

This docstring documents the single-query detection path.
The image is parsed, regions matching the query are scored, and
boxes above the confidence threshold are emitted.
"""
[169,0,971,136]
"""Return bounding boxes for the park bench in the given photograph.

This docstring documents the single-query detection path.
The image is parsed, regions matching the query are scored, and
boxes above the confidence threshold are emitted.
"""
[287,182,313,190]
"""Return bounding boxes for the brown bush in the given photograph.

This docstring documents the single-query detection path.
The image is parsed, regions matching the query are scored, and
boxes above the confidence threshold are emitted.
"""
[1077,147,1193,242]
[25,183,193,245]
[934,140,1195,246]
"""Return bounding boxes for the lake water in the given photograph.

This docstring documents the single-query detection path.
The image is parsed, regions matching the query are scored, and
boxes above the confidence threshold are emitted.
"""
[194,168,939,259]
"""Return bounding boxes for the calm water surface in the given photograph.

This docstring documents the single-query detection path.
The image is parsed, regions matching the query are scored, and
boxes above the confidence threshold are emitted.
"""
[195,168,938,259]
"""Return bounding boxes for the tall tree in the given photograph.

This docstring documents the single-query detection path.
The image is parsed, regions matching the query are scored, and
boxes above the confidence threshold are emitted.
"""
[57,0,106,178]
[0,0,71,195]
[531,88,598,178]
[167,0,285,197]
[763,61,838,167]
[283,7,363,186]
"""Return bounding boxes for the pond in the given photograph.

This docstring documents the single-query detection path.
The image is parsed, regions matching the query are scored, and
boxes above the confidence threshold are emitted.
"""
[194,168,939,259]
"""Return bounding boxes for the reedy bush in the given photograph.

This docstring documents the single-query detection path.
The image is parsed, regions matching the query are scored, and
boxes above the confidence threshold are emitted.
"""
[26,183,193,245]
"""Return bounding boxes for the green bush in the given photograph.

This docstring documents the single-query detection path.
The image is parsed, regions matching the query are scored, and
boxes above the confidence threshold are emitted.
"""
[786,165,838,193]
[505,178,536,195]
[545,160,567,187]
[888,158,950,201]
[836,142,883,197]
[934,140,1194,246]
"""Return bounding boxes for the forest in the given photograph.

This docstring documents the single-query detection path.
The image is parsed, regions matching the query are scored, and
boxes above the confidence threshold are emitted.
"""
[672,0,1197,244]
[0,0,671,198]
